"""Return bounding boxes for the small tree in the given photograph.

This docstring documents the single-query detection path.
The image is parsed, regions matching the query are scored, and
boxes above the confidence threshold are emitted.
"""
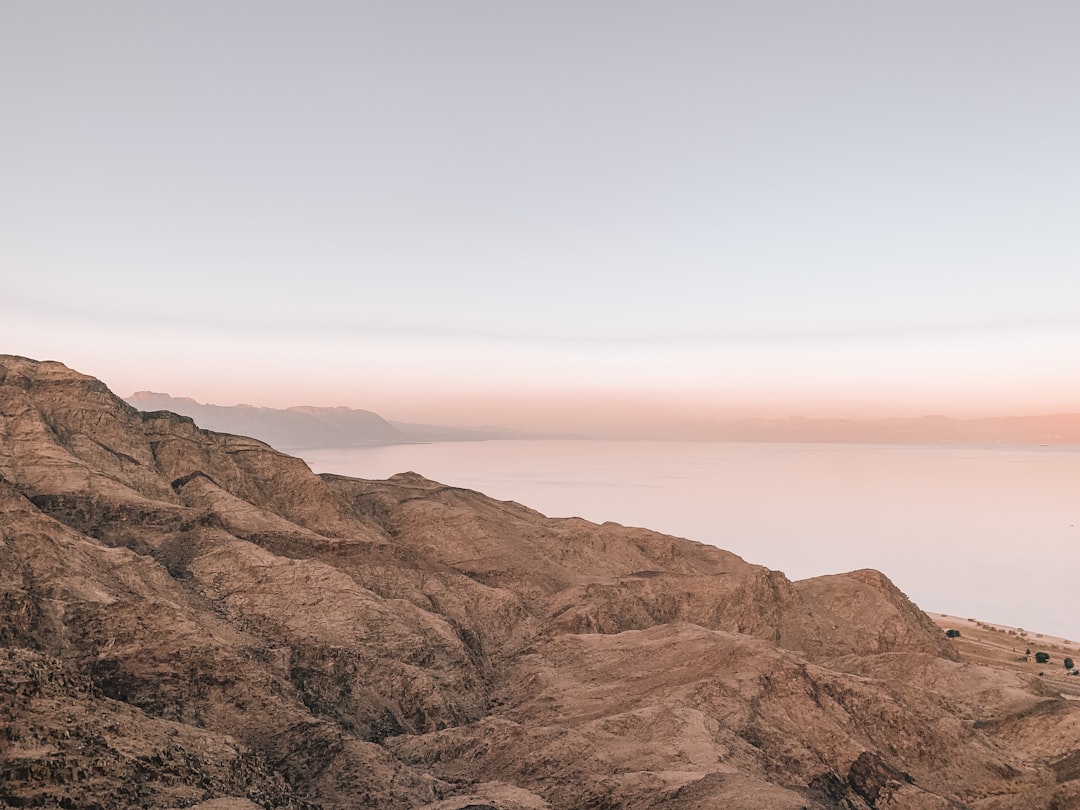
[1065,657,1074,670]
[1035,651,1051,664]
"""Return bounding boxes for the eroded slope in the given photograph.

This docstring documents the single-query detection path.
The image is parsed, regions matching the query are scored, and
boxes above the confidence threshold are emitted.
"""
[2,355,1078,809]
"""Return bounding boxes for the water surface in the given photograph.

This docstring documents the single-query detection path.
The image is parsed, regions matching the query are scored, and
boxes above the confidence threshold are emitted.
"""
[301,440,1080,639]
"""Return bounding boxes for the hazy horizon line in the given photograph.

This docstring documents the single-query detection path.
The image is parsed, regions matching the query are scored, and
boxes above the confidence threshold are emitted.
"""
[126,389,1080,434]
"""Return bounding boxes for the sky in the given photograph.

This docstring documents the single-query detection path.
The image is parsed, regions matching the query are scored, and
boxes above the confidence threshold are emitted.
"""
[3,1,1079,431]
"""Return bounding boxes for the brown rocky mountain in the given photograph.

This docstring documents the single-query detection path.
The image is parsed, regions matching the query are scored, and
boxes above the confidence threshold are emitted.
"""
[2,354,1079,809]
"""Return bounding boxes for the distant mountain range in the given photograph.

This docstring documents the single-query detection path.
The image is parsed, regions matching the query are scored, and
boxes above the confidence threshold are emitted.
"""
[125,391,552,450]
[126,391,1080,449]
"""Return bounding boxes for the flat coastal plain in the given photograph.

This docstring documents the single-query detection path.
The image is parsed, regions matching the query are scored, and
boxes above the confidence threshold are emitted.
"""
[930,613,1080,699]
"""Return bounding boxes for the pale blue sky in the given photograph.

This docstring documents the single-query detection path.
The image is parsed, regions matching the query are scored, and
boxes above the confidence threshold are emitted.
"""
[3,2,1078,427]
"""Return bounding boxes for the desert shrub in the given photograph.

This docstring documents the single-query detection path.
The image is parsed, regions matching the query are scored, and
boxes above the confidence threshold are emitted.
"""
[945,629,961,638]
[1035,651,1050,664]
[1065,657,1074,670]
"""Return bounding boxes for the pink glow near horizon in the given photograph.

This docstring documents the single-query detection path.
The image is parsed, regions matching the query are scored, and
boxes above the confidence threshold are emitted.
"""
[3,4,1080,431]
[47,322,1071,431]
[9,319,1069,432]
[108,373,1080,434]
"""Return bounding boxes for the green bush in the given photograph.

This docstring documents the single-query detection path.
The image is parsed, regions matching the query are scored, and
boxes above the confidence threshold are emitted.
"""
[1065,657,1074,670]
[1035,651,1050,664]
[945,629,961,638]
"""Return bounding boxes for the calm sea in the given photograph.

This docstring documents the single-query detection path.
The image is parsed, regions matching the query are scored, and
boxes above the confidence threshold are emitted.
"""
[300,440,1080,640]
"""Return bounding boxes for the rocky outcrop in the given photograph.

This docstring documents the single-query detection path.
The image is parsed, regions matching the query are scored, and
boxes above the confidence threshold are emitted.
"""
[2,354,1078,808]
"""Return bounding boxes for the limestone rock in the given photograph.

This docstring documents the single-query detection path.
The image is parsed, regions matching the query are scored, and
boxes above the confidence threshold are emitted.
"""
[2,354,1078,809]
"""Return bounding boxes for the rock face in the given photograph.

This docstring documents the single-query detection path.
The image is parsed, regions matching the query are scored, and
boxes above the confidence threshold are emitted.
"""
[2,354,1079,809]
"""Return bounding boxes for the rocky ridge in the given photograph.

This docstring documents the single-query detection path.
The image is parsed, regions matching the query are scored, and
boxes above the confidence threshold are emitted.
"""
[2,354,1079,808]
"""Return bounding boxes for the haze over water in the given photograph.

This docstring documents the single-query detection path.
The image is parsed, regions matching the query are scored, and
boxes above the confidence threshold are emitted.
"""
[304,440,1080,640]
